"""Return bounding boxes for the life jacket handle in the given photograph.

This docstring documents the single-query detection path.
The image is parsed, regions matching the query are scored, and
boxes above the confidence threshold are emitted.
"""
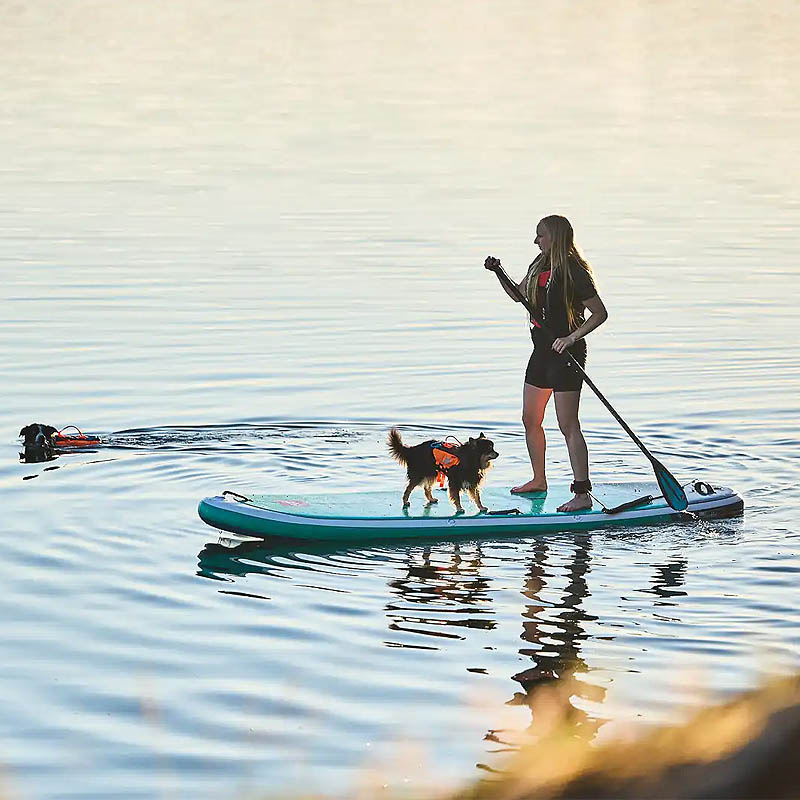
[56,425,86,438]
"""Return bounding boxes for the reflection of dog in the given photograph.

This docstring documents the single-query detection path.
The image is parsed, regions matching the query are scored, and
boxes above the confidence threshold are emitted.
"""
[388,428,498,513]
[19,423,57,463]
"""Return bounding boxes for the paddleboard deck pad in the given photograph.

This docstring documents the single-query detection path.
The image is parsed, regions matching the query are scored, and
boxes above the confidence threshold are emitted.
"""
[198,481,743,542]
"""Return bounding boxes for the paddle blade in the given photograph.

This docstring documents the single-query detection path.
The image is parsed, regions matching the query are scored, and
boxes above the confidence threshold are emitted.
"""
[653,459,688,511]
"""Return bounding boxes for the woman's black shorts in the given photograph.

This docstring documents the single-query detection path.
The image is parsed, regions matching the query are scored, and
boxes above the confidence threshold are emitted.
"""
[525,326,586,392]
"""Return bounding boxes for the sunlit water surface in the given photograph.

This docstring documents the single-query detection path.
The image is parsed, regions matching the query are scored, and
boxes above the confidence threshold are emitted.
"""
[2,2,799,798]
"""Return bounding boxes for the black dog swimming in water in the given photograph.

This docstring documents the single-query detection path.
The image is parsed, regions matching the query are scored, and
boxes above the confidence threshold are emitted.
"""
[19,423,57,463]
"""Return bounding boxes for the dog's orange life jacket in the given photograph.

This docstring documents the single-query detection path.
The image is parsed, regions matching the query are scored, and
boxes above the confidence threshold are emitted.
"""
[53,426,101,447]
[431,441,460,488]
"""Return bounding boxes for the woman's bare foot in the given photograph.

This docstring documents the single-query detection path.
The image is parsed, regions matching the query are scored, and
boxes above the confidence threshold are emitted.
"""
[557,493,592,513]
[511,479,548,494]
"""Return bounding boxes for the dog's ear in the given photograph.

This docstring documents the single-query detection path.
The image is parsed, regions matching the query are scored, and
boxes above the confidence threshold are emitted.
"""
[479,432,486,439]
[20,424,33,437]
[468,436,475,444]
[43,425,57,437]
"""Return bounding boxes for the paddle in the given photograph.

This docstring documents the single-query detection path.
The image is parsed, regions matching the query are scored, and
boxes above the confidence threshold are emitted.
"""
[484,257,688,511]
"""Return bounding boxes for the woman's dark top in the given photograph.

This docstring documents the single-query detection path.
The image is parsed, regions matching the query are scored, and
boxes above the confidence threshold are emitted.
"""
[525,259,597,392]
[533,260,597,338]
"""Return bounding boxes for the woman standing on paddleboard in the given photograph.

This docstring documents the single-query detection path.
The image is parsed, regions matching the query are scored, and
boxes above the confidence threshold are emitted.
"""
[487,215,608,513]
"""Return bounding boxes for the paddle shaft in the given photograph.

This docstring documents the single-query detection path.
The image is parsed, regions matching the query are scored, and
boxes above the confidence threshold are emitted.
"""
[489,264,663,469]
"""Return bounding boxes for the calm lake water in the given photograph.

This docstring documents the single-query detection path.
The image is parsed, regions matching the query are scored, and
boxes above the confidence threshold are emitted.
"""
[2,1,799,798]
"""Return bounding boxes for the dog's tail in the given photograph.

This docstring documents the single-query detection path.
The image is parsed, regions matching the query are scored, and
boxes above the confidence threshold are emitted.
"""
[387,427,411,465]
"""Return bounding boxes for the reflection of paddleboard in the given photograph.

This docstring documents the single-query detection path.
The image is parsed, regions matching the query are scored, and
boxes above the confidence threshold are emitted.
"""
[198,482,744,542]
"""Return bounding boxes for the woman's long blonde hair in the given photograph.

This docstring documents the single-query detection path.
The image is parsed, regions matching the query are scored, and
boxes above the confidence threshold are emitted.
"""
[525,215,594,331]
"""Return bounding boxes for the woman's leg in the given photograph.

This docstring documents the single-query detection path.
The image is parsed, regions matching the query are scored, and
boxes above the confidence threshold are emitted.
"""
[511,384,552,494]
[553,390,591,512]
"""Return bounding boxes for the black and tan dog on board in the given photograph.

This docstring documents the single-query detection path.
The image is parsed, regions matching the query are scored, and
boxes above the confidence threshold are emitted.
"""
[388,427,498,514]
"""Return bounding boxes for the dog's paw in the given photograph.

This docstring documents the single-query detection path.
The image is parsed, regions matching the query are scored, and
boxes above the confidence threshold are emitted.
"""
[425,498,439,506]
[454,507,465,515]
[402,501,411,508]
[478,506,488,513]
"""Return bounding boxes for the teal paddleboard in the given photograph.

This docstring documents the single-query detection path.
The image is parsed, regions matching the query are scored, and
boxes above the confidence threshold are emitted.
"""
[198,481,743,542]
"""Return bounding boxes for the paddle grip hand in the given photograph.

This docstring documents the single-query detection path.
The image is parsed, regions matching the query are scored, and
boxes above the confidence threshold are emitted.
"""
[552,335,576,354]
[484,256,502,272]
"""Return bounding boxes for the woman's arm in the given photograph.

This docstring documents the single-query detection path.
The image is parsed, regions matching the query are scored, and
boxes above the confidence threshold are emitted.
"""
[551,294,608,353]
[500,275,528,302]
[485,256,527,302]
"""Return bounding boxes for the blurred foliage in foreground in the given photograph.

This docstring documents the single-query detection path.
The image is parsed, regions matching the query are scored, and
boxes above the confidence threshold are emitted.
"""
[451,673,800,799]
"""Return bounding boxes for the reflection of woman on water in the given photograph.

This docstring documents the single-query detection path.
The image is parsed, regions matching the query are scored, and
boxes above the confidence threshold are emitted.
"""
[509,535,604,742]
[487,215,608,512]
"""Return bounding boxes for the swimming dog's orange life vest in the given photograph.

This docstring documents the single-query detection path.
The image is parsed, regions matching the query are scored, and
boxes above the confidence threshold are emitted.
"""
[53,426,101,447]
